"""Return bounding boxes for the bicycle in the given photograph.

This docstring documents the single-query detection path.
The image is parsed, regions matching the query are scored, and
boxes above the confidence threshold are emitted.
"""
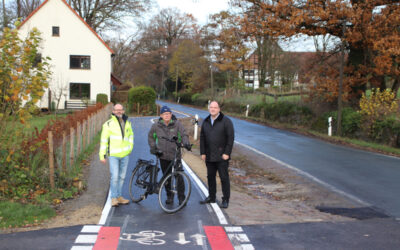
[128,136,192,213]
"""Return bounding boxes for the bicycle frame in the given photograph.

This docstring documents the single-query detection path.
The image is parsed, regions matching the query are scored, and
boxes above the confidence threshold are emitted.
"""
[146,141,183,195]
[129,135,192,213]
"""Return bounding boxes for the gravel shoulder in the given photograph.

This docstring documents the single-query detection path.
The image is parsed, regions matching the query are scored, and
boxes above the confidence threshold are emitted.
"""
[183,137,359,225]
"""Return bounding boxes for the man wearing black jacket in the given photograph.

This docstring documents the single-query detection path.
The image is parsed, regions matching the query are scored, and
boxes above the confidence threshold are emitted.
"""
[199,101,234,208]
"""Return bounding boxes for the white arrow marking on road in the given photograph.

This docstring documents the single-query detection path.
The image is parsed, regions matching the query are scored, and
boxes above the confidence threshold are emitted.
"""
[175,233,190,245]
[191,234,205,245]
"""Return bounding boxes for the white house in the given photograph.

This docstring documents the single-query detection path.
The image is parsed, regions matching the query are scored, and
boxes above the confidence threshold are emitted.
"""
[18,0,114,109]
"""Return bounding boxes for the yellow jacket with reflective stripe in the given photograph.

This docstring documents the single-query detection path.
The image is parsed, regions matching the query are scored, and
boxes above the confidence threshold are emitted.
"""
[99,114,134,160]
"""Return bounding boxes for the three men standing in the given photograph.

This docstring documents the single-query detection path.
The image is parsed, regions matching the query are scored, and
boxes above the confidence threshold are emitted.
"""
[199,101,235,208]
[100,103,134,207]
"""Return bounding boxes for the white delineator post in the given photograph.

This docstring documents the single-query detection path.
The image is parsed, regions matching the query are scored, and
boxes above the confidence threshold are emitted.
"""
[194,114,199,140]
[246,104,250,117]
[328,116,332,136]
[208,100,210,109]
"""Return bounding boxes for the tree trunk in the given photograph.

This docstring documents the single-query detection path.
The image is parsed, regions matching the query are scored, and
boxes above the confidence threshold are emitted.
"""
[2,0,7,29]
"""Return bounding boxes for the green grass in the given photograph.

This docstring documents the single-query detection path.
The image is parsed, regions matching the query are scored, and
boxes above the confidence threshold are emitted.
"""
[27,113,68,133]
[264,94,304,103]
[3,113,68,136]
[0,201,56,229]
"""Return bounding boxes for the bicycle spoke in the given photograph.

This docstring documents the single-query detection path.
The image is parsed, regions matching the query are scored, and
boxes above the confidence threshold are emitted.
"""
[158,171,191,213]
[129,163,151,203]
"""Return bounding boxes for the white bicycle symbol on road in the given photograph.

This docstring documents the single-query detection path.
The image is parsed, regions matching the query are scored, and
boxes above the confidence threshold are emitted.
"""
[120,230,166,245]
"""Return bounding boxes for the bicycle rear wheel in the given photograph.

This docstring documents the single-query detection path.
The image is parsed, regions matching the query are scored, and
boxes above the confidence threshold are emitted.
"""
[158,171,191,213]
[129,164,150,202]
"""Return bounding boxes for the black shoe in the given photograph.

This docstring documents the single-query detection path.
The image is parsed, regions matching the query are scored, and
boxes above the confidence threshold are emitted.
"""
[178,196,186,206]
[219,199,229,209]
[166,196,173,205]
[199,196,215,204]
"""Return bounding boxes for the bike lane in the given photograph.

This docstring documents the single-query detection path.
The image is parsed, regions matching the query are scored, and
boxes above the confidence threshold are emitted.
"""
[92,116,253,250]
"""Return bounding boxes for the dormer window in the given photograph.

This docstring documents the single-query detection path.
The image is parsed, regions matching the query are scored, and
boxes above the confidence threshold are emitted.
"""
[52,26,59,36]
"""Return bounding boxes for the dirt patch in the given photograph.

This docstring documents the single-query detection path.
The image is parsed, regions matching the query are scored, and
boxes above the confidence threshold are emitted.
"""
[180,117,360,225]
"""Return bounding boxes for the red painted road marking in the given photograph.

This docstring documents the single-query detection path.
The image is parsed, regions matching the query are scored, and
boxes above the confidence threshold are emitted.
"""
[204,226,234,250]
[93,227,120,250]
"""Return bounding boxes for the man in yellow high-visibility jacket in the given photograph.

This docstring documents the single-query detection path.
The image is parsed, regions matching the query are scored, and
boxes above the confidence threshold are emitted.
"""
[100,103,134,207]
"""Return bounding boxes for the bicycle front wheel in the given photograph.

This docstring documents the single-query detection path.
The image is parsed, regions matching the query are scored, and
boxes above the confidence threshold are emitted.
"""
[129,165,150,203]
[158,171,191,213]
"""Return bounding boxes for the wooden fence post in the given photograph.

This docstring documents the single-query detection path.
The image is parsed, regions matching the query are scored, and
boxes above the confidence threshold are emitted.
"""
[77,122,81,155]
[87,116,90,146]
[48,131,55,189]
[70,127,74,167]
[62,131,67,173]
[82,120,86,150]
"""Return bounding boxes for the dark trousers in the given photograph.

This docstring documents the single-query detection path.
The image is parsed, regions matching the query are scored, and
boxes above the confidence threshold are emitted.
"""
[206,160,230,201]
[160,159,185,200]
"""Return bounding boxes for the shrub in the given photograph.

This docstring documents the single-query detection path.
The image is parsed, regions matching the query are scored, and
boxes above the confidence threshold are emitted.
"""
[191,93,209,107]
[249,102,313,126]
[370,116,400,147]
[128,86,156,115]
[96,93,108,105]
[178,92,193,104]
[220,100,247,114]
[315,107,362,137]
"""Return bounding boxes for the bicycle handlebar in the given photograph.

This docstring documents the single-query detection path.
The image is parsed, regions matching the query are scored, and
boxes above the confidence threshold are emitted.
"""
[160,136,192,151]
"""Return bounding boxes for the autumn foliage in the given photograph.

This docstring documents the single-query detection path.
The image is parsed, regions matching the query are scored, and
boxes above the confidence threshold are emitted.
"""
[234,0,400,104]
[0,23,51,124]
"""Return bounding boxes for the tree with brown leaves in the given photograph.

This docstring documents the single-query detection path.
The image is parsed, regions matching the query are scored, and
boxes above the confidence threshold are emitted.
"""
[233,0,400,104]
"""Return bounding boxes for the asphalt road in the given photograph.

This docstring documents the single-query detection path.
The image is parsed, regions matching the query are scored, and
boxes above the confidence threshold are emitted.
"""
[2,108,400,249]
[103,116,229,249]
[158,101,400,219]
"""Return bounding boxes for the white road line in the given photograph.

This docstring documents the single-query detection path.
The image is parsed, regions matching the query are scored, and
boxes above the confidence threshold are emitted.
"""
[171,109,191,117]
[225,226,243,232]
[81,225,101,233]
[98,191,111,225]
[182,159,228,225]
[239,244,255,250]
[71,246,93,250]
[75,234,98,244]
[235,140,370,206]
[228,233,250,242]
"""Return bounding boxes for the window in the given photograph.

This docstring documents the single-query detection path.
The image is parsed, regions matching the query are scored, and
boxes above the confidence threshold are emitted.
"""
[52,26,59,36]
[33,53,42,67]
[70,55,91,69]
[70,83,90,99]
[245,80,254,88]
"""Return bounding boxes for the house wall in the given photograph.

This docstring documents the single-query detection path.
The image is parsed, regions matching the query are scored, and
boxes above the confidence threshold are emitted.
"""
[18,0,111,109]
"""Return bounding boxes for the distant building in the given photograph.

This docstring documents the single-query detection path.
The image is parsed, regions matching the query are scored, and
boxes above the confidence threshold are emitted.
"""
[18,0,114,109]
[240,51,317,90]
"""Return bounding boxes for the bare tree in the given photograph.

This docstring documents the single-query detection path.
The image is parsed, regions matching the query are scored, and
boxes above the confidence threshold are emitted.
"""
[67,0,154,33]
[5,0,153,33]
[140,7,198,49]
[1,0,12,29]
[50,74,69,113]
[109,33,142,81]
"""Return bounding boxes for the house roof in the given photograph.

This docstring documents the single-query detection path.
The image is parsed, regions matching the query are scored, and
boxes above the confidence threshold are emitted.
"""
[111,73,123,87]
[19,0,114,54]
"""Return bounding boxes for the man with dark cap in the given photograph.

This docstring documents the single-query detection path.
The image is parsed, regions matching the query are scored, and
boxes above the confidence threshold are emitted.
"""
[148,105,190,205]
